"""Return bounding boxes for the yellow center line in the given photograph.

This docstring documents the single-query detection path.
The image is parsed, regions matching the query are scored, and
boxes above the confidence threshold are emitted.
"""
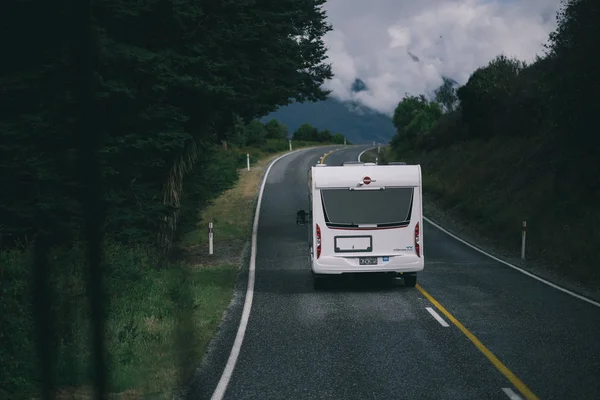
[320,148,339,163]
[416,284,540,400]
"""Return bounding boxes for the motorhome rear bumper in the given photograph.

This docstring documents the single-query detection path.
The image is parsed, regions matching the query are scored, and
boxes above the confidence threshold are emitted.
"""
[311,258,424,274]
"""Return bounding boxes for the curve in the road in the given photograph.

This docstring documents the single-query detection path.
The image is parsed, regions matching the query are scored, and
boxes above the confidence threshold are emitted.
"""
[208,146,531,400]
[357,147,376,161]
[195,145,600,400]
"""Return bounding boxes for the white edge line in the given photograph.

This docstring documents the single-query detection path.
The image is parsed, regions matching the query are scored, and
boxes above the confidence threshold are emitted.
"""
[357,146,377,162]
[425,216,600,309]
[210,147,321,400]
[425,307,450,327]
[501,387,523,400]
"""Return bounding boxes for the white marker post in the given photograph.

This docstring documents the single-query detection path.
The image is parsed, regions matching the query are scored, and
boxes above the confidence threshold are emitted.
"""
[289,139,292,152]
[521,220,527,261]
[375,157,378,165]
[246,153,250,171]
[344,138,347,147]
[209,222,214,255]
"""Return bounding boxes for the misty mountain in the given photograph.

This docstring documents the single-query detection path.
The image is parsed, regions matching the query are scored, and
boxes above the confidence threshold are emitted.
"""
[262,96,396,145]
[351,78,368,93]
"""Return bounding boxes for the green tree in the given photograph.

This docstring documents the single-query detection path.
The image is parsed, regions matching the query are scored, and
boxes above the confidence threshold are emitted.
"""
[393,94,426,132]
[434,76,459,113]
[545,0,599,150]
[264,119,288,140]
[293,123,319,141]
[317,129,333,142]
[331,133,348,144]
[0,0,335,251]
[392,94,442,148]
[388,0,598,156]
[244,120,268,146]
[457,55,526,138]
[0,0,339,395]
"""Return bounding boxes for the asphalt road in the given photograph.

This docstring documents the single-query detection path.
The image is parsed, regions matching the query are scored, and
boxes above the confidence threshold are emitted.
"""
[187,145,600,400]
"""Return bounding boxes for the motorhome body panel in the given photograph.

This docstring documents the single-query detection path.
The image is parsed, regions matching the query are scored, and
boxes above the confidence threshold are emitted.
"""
[309,164,424,274]
[313,165,420,189]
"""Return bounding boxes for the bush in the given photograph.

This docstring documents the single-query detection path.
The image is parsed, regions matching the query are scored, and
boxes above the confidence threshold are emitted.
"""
[0,241,240,398]
[417,110,468,150]
[260,139,290,154]
[175,149,242,239]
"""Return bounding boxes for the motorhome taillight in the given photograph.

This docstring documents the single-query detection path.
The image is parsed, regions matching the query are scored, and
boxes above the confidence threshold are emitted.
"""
[316,223,322,259]
[415,222,420,258]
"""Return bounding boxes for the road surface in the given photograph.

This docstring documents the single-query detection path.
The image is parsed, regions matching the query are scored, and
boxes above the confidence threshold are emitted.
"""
[186,145,600,400]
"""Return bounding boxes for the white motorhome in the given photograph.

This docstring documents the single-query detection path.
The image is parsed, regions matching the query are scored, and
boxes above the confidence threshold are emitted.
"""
[296,161,424,289]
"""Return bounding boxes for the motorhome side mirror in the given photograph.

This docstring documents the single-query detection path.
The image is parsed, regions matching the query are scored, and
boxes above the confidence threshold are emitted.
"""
[296,210,307,225]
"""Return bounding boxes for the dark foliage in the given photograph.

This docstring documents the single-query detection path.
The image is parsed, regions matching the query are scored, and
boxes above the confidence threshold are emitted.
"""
[391,0,599,158]
[0,0,333,250]
[1,0,336,396]
[388,0,600,286]
[291,122,350,144]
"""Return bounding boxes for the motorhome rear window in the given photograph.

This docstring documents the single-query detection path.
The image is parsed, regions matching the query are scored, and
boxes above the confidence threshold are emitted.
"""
[320,188,414,227]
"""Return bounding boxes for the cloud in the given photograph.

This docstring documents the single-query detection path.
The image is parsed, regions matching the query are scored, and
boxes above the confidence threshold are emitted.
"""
[321,0,561,115]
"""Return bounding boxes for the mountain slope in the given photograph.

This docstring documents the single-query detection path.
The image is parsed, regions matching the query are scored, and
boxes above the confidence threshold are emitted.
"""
[261,97,396,144]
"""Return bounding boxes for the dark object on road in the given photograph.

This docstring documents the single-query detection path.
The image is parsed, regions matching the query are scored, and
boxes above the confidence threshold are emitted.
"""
[403,272,417,287]
[296,210,307,225]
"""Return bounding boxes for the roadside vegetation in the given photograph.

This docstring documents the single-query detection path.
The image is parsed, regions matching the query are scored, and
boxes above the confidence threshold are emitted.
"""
[384,0,600,293]
[291,122,350,144]
[0,0,347,398]
[1,119,340,399]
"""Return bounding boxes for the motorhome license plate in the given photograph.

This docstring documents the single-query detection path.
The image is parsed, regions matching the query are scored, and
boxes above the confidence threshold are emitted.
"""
[359,257,378,265]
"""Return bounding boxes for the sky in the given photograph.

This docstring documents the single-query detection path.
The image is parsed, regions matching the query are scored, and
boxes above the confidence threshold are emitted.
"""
[322,0,562,115]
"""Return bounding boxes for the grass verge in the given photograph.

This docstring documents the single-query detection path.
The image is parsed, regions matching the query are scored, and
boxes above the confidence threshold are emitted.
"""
[0,144,327,399]
[2,241,241,399]
[174,149,295,267]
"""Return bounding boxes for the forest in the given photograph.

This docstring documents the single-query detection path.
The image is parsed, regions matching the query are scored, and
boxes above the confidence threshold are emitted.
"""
[386,0,599,290]
[0,0,341,397]
[292,122,349,144]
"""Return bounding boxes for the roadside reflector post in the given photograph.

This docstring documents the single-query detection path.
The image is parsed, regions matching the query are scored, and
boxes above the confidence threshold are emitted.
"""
[344,138,346,146]
[246,153,250,171]
[289,139,292,152]
[521,220,527,261]
[209,222,214,255]
[375,157,378,164]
